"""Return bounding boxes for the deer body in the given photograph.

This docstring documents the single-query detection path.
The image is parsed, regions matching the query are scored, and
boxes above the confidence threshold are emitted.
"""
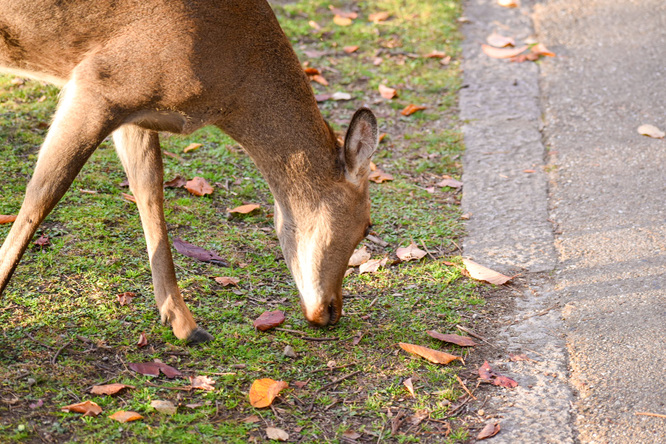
[0,0,378,343]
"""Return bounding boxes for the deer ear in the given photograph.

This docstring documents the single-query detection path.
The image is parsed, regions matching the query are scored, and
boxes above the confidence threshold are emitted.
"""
[342,108,378,185]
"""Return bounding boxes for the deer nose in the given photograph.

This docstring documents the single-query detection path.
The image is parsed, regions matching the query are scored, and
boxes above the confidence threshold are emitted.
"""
[302,299,341,327]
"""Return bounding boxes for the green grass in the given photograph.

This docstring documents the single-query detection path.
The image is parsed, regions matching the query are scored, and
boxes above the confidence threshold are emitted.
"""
[0,1,484,442]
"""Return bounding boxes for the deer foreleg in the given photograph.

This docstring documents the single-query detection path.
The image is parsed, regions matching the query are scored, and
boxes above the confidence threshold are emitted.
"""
[0,81,117,296]
[112,125,213,344]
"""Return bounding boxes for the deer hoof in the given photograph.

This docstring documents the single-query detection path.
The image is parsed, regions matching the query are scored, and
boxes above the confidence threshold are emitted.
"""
[187,327,214,345]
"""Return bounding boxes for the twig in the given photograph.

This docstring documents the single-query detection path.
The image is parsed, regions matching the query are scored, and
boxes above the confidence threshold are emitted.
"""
[447,395,472,416]
[368,297,379,308]
[275,327,308,336]
[144,381,192,391]
[636,412,666,419]
[314,362,357,373]
[307,370,362,412]
[51,340,72,364]
[456,375,476,400]
[25,332,54,350]
[456,325,498,349]
[419,239,437,261]
[450,239,462,253]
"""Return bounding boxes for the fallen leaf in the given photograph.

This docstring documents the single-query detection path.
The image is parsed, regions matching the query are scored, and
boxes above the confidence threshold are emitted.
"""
[395,243,427,262]
[253,310,286,331]
[352,332,365,346]
[369,11,391,23]
[308,20,321,31]
[399,343,463,365]
[164,175,187,188]
[137,332,148,348]
[348,246,371,267]
[359,257,388,274]
[342,430,362,440]
[249,379,289,408]
[214,276,240,287]
[331,91,352,101]
[242,414,261,423]
[173,238,229,266]
[530,42,555,57]
[509,353,531,362]
[343,45,359,53]
[163,150,185,162]
[401,104,427,116]
[61,400,102,417]
[185,176,214,196]
[33,235,50,247]
[128,361,183,379]
[109,410,143,423]
[498,0,519,7]
[481,44,528,59]
[183,143,202,153]
[304,67,320,76]
[185,402,204,409]
[477,421,501,440]
[424,50,447,58]
[117,292,136,306]
[228,203,261,214]
[478,361,518,388]
[463,258,513,285]
[403,377,416,397]
[637,124,665,139]
[29,399,43,409]
[368,169,394,183]
[90,383,135,396]
[311,74,329,86]
[0,215,17,224]
[486,32,515,48]
[427,330,478,347]
[266,427,289,441]
[333,15,353,26]
[190,375,216,391]
[378,84,397,99]
[329,6,357,19]
[524,169,536,173]
[151,399,177,415]
[437,177,463,188]
[121,192,137,203]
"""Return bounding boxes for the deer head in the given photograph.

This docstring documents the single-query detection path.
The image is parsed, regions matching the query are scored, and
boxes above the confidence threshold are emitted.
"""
[273,108,378,326]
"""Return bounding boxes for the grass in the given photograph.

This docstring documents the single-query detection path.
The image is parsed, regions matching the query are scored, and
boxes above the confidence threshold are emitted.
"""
[0,1,486,442]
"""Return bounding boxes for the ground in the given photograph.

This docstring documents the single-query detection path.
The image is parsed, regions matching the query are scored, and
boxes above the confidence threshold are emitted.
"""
[0,1,507,443]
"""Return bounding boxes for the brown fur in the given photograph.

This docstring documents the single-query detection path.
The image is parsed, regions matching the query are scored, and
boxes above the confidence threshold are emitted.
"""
[0,0,377,341]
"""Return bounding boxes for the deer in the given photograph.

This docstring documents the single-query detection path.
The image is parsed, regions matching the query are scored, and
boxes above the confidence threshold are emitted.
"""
[0,0,378,344]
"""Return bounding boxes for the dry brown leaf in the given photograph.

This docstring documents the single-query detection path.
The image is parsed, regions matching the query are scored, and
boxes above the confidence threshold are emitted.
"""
[228,204,260,214]
[253,310,286,331]
[399,343,463,365]
[477,421,501,440]
[117,292,136,306]
[638,124,665,139]
[61,400,102,417]
[348,246,371,267]
[90,383,135,396]
[342,430,362,440]
[531,42,556,57]
[486,32,515,48]
[437,177,463,188]
[242,414,261,423]
[0,215,17,224]
[368,169,394,183]
[424,50,447,58]
[498,0,519,7]
[164,175,187,188]
[214,276,239,287]
[403,377,416,398]
[369,11,391,23]
[121,192,137,203]
[249,378,289,408]
[478,361,518,388]
[359,257,388,274]
[304,67,320,76]
[191,375,216,391]
[183,143,202,153]
[427,330,478,347]
[109,410,143,423]
[137,332,148,348]
[266,427,289,441]
[173,237,229,266]
[396,243,427,262]
[311,74,329,86]
[378,84,397,99]
[343,45,359,53]
[481,44,528,59]
[33,235,50,247]
[329,7,358,19]
[185,177,214,196]
[463,258,513,285]
[401,104,427,116]
[333,15,353,26]
[151,400,177,415]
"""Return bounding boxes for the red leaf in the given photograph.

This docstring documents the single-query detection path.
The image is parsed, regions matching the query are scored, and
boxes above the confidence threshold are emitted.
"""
[173,238,229,266]
[401,104,427,116]
[129,361,183,379]
[253,310,286,331]
[34,235,50,247]
[427,330,478,347]
[478,361,518,388]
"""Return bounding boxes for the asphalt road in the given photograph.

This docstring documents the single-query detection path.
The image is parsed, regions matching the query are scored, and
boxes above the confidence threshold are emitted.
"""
[461,0,666,442]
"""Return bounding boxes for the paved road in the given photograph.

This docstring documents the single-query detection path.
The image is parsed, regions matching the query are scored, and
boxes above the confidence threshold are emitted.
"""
[461,0,666,442]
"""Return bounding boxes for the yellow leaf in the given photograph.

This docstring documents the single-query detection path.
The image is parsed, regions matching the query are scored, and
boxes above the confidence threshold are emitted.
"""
[333,15,353,26]
[249,378,289,408]
[109,410,143,423]
[183,143,202,153]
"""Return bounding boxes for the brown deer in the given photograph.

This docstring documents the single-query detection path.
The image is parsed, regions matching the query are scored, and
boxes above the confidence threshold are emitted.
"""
[0,0,378,343]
